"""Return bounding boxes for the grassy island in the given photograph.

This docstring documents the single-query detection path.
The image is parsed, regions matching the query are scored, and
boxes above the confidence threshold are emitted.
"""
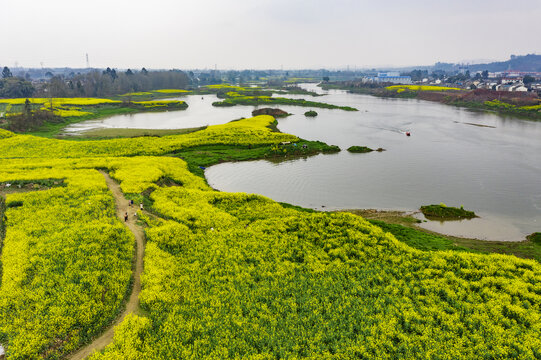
[420,203,477,220]
[304,110,318,116]
[347,146,384,153]
[212,95,358,111]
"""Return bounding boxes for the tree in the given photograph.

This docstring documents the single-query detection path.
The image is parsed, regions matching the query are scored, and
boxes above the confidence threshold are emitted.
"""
[125,69,134,76]
[482,70,489,79]
[111,69,118,81]
[322,76,330,82]
[23,98,32,117]
[523,75,535,84]
[0,77,35,97]
[409,69,428,81]
[47,76,69,97]
[141,67,148,75]
[2,66,12,78]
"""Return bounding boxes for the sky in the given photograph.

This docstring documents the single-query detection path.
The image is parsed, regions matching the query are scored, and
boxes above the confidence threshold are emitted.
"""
[1,0,541,70]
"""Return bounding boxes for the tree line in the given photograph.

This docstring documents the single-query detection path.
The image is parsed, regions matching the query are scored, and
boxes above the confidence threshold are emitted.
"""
[41,67,191,97]
[1,66,35,98]
[0,66,191,98]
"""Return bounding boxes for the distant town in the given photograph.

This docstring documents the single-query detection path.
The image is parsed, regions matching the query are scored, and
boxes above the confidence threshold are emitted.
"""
[366,70,541,94]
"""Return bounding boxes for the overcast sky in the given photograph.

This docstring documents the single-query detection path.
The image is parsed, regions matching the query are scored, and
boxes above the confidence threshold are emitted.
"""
[1,0,540,70]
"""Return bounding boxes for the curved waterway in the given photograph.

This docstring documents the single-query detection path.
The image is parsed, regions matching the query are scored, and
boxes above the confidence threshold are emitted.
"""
[206,84,541,241]
[62,85,541,241]
[62,94,251,133]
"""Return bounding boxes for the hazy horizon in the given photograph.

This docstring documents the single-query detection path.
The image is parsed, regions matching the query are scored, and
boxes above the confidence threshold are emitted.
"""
[2,0,540,70]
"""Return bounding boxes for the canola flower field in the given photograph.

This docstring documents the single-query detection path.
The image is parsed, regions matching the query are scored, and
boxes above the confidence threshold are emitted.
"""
[0,98,187,119]
[1,115,541,359]
[385,85,462,92]
[484,99,541,114]
[212,92,357,111]
[121,89,191,96]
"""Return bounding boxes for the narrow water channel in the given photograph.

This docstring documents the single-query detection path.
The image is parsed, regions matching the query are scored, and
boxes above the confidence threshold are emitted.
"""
[62,94,251,134]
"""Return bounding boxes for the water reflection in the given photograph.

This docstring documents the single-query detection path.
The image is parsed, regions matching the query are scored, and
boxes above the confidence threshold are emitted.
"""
[207,84,541,241]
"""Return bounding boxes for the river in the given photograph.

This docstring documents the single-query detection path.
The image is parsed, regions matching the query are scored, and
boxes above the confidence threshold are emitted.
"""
[206,84,541,241]
[64,84,541,241]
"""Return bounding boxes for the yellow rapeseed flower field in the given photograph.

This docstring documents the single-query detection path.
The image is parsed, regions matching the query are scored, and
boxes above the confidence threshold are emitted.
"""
[386,85,462,91]
[1,114,541,359]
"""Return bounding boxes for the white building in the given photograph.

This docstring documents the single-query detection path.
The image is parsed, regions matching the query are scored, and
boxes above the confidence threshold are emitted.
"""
[365,72,412,84]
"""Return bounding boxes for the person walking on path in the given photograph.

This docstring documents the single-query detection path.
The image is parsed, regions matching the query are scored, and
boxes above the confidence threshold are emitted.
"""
[124,212,128,222]
[140,203,144,211]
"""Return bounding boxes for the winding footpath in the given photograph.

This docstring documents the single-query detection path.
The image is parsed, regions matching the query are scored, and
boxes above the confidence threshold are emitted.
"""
[69,172,146,360]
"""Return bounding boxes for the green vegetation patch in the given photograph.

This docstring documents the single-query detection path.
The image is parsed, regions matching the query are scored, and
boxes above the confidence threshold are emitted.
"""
[304,110,318,117]
[131,100,188,110]
[68,127,206,140]
[346,209,541,263]
[174,140,340,178]
[386,85,462,92]
[420,203,477,220]
[119,89,191,100]
[368,219,472,253]
[347,146,385,153]
[213,96,357,111]
[347,146,373,153]
[528,232,541,244]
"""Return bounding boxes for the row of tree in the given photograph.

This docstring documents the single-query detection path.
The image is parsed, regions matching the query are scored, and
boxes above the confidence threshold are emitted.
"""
[0,66,191,98]
[1,66,35,98]
[40,68,191,98]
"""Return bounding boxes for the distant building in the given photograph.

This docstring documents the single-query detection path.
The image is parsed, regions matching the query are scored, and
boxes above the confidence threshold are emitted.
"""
[365,72,412,84]
[497,83,528,92]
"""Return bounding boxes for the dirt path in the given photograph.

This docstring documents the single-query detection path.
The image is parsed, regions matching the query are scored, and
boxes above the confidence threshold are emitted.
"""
[68,172,145,360]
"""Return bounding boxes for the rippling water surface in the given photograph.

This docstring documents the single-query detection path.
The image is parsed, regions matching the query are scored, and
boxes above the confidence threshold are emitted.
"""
[63,84,541,241]
[206,84,541,241]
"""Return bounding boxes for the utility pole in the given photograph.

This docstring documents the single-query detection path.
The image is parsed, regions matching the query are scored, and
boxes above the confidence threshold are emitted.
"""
[86,53,90,68]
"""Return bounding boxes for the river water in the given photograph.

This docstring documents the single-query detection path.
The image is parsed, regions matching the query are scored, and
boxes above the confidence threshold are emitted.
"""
[62,94,250,133]
[206,84,541,241]
[64,85,541,241]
